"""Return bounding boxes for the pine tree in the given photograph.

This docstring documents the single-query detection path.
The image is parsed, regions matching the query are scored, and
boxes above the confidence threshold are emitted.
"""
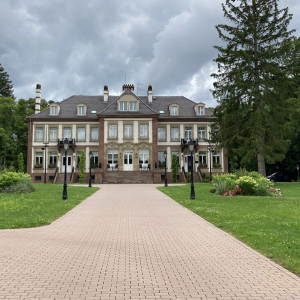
[0,63,14,98]
[211,0,296,176]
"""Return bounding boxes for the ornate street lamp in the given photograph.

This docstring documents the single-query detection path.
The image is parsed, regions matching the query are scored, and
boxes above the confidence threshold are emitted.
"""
[163,150,168,187]
[89,151,92,188]
[62,138,69,200]
[188,141,195,200]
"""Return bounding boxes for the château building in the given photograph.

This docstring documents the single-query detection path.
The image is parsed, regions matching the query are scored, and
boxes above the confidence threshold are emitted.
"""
[27,84,228,184]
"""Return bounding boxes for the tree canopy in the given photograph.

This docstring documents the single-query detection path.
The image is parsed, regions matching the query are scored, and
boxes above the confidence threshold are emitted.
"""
[211,0,296,176]
[0,63,14,99]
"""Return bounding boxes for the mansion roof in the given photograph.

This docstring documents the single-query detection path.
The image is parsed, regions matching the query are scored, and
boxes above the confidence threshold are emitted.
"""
[28,88,214,120]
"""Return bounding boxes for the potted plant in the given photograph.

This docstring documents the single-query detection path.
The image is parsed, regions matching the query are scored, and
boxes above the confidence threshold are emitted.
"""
[48,163,56,168]
[34,163,43,169]
[199,163,207,168]
[213,162,221,168]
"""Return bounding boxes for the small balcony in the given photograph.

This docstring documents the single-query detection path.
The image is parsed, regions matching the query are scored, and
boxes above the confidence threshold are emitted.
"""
[57,138,76,152]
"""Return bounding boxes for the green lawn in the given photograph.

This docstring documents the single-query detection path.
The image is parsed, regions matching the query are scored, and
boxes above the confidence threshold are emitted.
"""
[0,184,99,229]
[158,182,300,276]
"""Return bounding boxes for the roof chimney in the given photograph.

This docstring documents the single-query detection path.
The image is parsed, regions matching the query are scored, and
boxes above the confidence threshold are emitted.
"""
[103,85,109,102]
[122,84,134,92]
[35,84,41,114]
[147,85,153,103]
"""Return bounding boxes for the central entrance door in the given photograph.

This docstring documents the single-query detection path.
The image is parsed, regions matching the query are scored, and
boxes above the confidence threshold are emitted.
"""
[62,152,72,172]
[184,152,193,172]
[123,150,133,171]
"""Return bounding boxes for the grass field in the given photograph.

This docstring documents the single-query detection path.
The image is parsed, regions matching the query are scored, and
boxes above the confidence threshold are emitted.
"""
[0,184,99,229]
[158,182,300,276]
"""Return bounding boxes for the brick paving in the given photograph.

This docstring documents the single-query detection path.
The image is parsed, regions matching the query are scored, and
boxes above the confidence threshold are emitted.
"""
[1,184,300,300]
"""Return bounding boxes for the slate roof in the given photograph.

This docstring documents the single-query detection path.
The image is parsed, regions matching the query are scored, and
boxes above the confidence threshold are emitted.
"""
[28,90,214,119]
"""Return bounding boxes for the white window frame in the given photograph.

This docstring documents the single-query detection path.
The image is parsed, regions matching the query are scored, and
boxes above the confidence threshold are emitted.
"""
[50,106,57,116]
[119,102,128,111]
[171,106,178,116]
[198,106,204,115]
[198,127,206,141]
[109,124,117,138]
[213,152,221,165]
[199,151,207,164]
[35,152,43,165]
[108,150,118,164]
[49,152,57,166]
[124,124,133,138]
[140,124,148,138]
[77,127,86,141]
[171,127,179,140]
[36,127,44,141]
[185,127,193,140]
[91,127,99,141]
[129,102,137,111]
[64,127,71,139]
[139,150,149,164]
[49,127,57,141]
[78,106,85,116]
[158,127,166,141]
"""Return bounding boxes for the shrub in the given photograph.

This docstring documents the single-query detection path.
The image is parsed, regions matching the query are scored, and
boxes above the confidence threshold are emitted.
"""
[79,150,86,183]
[254,180,272,196]
[0,172,34,193]
[235,176,258,195]
[171,153,179,183]
[215,179,235,195]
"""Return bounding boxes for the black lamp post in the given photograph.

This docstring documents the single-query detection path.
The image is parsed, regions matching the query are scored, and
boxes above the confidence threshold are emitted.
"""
[207,131,214,182]
[42,142,49,184]
[163,150,168,187]
[188,141,195,200]
[89,151,92,187]
[62,138,69,200]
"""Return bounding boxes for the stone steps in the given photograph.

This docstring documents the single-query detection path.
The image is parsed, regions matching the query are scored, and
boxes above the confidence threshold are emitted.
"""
[56,173,72,184]
[103,171,153,184]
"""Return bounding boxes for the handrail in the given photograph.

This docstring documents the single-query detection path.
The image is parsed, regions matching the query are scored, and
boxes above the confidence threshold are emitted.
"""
[70,167,74,181]
[182,166,188,182]
[53,167,59,184]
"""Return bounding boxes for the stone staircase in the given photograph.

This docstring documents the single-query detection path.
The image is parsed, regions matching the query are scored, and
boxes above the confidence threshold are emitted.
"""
[55,173,72,184]
[103,171,153,184]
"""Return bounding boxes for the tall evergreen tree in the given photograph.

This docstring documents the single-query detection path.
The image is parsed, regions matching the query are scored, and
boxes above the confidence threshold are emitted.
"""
[0,63,14,98]
[211,0,296,176]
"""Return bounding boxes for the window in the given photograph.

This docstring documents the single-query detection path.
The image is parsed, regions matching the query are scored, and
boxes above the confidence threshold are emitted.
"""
[140,124,148,138]
[213,152,221,167]
[35,152,43,165]
[172,151,180,165]
[198,127,206,141]
[36,127,43,141]
[119,102,127,111]
[49,152,57,167]
[158,127,166,141]
[108,150,118,164]
[77,127,86,141]
[50,106,57,115]
[91,151,99,167]
[129,102,137,111]
[185,127,193,140]
[139,150,149,164]
[171,106,178,116]
[91,128,99,141]
[64,127,71,139]
[199,151,207,166]
[78,106,85,115]
[124,124,133,138]
[109,124,117,138]
[198,106,204,115]
[50,127,57,141]
[158,151,166,168]
[171,127,179,140]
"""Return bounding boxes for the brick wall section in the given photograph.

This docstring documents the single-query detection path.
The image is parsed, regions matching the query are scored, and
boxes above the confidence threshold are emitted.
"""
[27,119,33,174]
[99,117,105,169]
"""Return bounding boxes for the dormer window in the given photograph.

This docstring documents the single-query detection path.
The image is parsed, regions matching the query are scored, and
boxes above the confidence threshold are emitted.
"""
[49,104,59,116]
[78,106,85,115]
[169,104,179,116]
[129,101,137,111]
[51,106,57,115]
[195,103,205,116]
[120,101,128,111]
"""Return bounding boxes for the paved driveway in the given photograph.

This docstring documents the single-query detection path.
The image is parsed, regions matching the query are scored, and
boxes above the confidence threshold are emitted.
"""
[1,184,300,300]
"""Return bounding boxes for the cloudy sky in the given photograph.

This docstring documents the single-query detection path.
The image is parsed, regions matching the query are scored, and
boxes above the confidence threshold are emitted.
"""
[1,0,300,107]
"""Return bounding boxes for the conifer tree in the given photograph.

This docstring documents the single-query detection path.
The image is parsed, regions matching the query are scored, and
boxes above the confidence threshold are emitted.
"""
[211,0,296,176]
[0,63,14,98]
